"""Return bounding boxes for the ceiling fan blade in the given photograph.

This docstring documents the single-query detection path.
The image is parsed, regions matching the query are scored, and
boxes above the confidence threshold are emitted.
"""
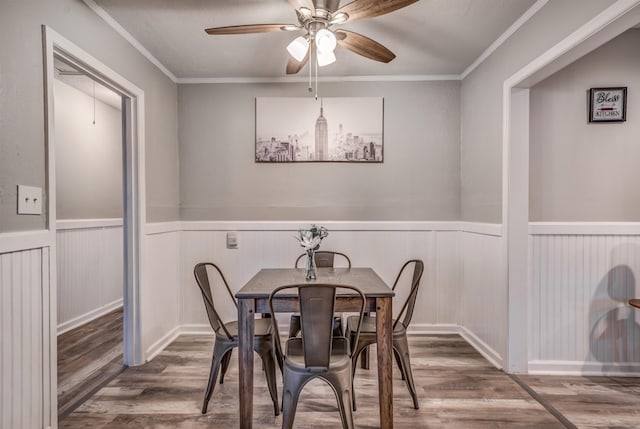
[205,24,293,35]
[286,51,310,74]
[335,0,419,23]
[288,0,315,14]
[335,30,396,63]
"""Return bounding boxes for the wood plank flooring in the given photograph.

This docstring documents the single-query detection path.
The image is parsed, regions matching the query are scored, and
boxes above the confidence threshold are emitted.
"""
[59,334,639,428]
[57,308,125,419]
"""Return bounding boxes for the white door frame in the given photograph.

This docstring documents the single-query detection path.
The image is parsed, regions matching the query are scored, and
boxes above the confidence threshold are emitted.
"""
[42,25,146,421]
[502,0,640,373]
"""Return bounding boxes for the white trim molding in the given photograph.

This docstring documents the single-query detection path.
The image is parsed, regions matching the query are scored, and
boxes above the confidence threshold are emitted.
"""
[529,360,640,376]
[81,0,177,83]
[460,326,504,370]
[461,0,549,79]
[179,220,462,232]
[57,299,123,335]
[177,74,461,84]
[530,222,640,235]
[0,230,53,254]
[145,326,181,362]
[56,218,123,230]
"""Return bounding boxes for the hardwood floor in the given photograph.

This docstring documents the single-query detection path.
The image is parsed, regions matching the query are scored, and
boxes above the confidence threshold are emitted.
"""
[59,334,639,428]
[57,308,125,419]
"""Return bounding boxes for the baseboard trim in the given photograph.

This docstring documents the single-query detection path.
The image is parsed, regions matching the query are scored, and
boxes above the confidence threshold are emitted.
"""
[407,323,461,335]
[528,360,640,376]
[459,326,504,370]
[178,324,212,336]
[145,326,181,362]
[57,299,123,335]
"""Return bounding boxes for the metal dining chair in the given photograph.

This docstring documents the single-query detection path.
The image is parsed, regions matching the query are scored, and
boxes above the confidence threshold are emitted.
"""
[193,262,279,416]
[345,259,424,410]
[290,251,351,338]
[269,283,365,429]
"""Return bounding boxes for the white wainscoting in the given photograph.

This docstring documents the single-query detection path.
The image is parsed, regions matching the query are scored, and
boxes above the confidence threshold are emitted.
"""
[143,224,181,360]
[179,222,464,335]
[459,225,506,368]
[529,223,640,375]
[56,219,124,334]
[0,246,51,429]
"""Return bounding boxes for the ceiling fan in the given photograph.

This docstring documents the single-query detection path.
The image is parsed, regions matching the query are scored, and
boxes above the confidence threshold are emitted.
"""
[204,0,419,75]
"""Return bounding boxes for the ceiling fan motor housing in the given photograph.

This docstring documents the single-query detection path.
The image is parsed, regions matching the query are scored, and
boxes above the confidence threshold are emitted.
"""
[315,0,341,13]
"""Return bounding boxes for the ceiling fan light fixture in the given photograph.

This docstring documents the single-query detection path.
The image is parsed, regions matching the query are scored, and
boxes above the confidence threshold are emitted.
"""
[316,49,336,67]
[287,36,309,62]
[298,7,313,18]
[315,28,336,54]
[329,12,349,24]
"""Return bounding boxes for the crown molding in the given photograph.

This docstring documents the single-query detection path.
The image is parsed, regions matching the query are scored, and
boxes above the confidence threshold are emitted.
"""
[82,0,178,83]
[461,0,549,80]
[176,74,461,84]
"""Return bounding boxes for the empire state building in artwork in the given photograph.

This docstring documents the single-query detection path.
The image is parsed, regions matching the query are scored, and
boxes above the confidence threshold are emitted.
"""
[315,99,328,161]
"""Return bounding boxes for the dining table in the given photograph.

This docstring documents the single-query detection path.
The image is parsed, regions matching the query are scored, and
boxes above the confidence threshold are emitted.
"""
[235,267,395,429]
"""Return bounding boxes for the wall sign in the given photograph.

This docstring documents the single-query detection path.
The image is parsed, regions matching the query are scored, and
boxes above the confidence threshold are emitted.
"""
[588,87,627,123]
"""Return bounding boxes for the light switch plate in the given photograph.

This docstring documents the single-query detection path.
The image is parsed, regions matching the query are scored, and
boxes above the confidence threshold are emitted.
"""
[17,185,42,215]
[226,232,238,249]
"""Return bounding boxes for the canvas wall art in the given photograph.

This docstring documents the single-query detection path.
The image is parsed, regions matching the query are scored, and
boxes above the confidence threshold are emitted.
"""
[255,97,383,163]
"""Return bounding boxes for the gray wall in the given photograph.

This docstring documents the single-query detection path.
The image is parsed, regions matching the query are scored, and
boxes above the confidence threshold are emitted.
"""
[178,81,461,221]
[461,0,616,222]
[530,29,640,221]
[54,80,123,219]
[0,0,179,232]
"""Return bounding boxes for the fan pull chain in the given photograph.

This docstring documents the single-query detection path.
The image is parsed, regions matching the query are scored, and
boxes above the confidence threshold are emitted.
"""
[315,45,319,100]
[92,80,96,125]
[308,44,312,93]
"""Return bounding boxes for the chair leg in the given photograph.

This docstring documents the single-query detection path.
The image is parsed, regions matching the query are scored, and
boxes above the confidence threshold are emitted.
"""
[393,348,406,381]
[324,370,355,429]
[202,342,228,414]
[219,350,232,384]
[281,371,309,429]
[394,338,419,409]
[350,341,371,412]
[256,342,280,416]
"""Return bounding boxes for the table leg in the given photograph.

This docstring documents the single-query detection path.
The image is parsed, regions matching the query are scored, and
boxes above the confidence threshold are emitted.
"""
[238,298,255,429]
[376,296,393,429]
[361,312,370,369]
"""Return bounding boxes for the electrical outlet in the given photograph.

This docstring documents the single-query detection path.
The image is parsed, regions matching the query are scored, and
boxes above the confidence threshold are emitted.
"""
[17,185,42,215]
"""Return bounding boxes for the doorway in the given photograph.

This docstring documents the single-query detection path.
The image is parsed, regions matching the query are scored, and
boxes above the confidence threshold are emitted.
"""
[53,56,126,418]
[43,26,145,426]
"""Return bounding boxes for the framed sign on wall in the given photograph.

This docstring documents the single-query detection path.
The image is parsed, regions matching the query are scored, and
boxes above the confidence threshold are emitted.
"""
[255,97,383,163]
[588,87,627,123]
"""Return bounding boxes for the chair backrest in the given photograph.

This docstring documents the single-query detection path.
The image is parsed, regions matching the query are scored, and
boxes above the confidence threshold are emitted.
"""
[294,251,352,269]
[269,284,365,370]
[193,262,237,339]
[391,259,425,330]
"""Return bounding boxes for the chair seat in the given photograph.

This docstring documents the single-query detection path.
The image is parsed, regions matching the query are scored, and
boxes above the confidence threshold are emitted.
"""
[346,315,406,336]
[284,337,351,371]
[216,318,272,339]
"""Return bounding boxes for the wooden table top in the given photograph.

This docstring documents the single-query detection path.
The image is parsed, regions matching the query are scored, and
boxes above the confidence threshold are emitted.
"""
[236,267,394,299]
[629,299,640,309]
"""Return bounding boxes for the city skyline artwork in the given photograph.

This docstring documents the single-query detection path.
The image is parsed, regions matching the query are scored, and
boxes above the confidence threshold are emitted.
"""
[255,97,383,163]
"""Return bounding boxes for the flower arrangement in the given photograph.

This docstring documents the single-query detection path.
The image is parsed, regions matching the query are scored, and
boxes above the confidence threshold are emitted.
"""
[296,224,329,251]
[296,224,328,280]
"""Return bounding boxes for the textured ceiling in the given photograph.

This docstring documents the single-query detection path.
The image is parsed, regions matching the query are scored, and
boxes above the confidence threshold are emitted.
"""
[92,0,537,79]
